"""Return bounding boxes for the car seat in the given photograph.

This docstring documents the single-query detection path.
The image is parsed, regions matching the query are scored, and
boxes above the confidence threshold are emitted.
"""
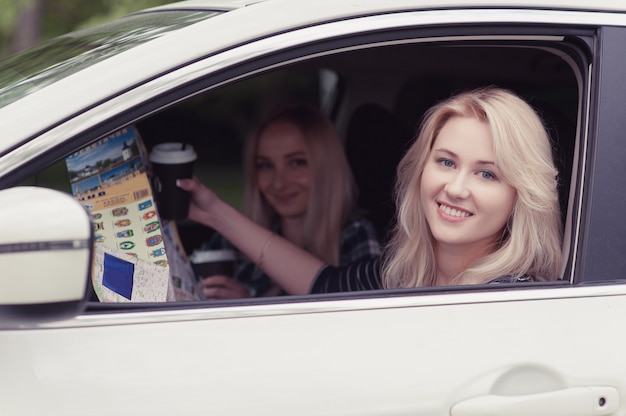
[345,103,412,243]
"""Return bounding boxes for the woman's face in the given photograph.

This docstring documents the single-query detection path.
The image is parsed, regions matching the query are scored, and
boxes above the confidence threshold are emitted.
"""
[255,121,311,220]
[420,116,517,253]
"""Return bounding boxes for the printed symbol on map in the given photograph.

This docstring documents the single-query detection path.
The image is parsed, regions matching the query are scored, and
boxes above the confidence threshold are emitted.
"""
[98,191,106,197]
[116,230,134,238]
[119,241,135,250]
[143,210,156,220]
[143,221,160,233]
[154,260,168,267]
[92,213,102,220]
[138,200,153,211]
[146,235,162,247]
[150,248,166,257]
[115,219,131,227]
[94,222,105,231]
[112,207,129,217]
[94,234,106,243]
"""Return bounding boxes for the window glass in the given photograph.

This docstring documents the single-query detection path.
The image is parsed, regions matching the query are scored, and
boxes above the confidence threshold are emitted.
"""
[0,11,219,108]
[16,33,584,307]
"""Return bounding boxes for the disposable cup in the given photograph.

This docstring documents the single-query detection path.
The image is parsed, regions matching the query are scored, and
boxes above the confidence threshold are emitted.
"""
[148,143,197,220]
[189,249,236,279]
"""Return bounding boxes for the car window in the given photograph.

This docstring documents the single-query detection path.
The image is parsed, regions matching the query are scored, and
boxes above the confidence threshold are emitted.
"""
[12,23,588,309]
[136,36,584,283]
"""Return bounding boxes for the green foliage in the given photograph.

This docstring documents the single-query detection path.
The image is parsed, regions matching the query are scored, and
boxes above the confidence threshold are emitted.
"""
[0,0,177,59]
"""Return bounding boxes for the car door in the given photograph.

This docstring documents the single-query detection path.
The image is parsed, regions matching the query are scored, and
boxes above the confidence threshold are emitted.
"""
[3,4,626,416]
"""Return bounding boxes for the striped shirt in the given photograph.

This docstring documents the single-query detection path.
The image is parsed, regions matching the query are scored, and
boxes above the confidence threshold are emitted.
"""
[310,257,535,293]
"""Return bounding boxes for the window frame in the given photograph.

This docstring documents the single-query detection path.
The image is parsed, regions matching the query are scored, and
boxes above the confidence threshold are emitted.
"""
[0,12,606,316]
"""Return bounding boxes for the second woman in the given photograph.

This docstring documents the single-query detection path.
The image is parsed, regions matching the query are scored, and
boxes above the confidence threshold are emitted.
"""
[194,104,381,298]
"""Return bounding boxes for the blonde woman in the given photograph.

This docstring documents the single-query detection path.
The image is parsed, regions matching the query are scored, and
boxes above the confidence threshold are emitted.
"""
[180,87,563,294]
[195,104,381,298]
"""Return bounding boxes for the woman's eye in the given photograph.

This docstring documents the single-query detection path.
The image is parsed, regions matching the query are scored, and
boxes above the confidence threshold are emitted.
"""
[479,170,496,180]
[256,162,273,171]
[437,158,454,168]
[290,158,308,168]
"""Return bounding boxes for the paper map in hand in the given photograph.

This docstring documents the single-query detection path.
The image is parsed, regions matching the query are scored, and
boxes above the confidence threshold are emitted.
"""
[66,126,200,302]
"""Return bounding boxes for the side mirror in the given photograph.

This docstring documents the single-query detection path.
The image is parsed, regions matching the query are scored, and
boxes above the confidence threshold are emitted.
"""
[0,187,92,326]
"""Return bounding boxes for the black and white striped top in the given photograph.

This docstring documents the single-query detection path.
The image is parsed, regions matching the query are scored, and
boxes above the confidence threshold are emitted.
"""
[309,257,534,294]
[310,257,383,293]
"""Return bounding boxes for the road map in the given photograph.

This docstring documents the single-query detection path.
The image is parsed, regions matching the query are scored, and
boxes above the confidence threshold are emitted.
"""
[66,126,199,302]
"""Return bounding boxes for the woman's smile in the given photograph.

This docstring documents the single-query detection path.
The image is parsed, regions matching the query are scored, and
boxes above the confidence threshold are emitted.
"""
[437,202,473,220]
[271,191,303,204]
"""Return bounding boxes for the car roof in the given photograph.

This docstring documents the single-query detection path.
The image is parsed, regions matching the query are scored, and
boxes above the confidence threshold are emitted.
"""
[136,0,265,12]
[141,0,626,14]
[1,0,626,159]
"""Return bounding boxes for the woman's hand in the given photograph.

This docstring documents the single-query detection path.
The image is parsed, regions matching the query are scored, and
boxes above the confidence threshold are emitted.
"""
[178,177,323,296]
[201,275,250,299]
[176,177,220,225]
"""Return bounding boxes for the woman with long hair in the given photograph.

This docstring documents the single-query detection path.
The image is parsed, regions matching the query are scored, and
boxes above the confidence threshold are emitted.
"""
[195,104,380,298]
[181,87,563,295]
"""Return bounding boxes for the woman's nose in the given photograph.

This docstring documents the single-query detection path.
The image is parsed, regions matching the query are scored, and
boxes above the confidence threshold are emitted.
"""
[271,167,286,189]
[444,172,470,199]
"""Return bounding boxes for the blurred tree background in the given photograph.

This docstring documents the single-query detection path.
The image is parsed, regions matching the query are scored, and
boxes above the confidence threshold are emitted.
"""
[0,0,176,59]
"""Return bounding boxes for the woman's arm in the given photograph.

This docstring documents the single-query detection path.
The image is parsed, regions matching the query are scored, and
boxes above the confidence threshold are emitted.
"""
[177,177,324,295]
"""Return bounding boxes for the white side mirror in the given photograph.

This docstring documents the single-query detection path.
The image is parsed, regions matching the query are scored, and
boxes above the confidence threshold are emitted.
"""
[0,187,92,325]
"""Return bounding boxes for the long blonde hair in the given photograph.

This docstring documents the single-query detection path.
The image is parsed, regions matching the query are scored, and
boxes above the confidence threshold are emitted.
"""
[243,104,357,265]
[383,87,563,288]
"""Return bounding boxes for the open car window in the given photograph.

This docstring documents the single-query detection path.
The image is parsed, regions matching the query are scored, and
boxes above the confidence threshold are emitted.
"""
[16,21,588,310]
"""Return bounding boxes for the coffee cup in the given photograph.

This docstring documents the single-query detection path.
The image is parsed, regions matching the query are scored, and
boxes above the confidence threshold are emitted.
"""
[189,249,236,280]
[148,142,197,220]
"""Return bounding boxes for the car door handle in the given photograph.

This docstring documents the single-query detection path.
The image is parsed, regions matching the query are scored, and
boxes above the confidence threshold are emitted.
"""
[451,386,619,416]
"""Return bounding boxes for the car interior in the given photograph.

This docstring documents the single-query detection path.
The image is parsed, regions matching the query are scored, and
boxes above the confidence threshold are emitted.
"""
[19,28,590,306]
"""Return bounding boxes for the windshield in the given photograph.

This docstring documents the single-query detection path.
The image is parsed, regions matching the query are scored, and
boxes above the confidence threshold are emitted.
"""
[0,10,220,109]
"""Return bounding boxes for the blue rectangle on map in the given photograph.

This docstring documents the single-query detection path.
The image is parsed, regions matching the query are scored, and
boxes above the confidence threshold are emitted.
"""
[102,253,134,300]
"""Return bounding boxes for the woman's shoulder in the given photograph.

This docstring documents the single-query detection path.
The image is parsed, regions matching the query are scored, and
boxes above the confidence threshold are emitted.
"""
[310,256,382,294]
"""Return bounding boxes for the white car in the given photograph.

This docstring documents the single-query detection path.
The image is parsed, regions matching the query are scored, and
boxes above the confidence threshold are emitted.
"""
[2,0,626,414]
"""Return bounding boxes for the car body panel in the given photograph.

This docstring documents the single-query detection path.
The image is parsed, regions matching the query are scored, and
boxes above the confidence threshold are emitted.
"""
[2,283,625,414]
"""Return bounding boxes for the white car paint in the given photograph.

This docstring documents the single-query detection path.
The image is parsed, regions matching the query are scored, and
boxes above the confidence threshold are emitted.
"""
[3,284,626,414]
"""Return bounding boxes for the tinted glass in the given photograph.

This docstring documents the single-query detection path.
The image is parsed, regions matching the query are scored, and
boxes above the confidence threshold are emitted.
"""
[0,11,220,108]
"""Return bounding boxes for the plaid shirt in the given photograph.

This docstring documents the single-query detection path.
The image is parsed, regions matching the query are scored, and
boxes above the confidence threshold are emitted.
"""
[196,217,381,297]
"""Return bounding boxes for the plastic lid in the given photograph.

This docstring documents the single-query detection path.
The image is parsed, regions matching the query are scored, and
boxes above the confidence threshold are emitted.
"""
[189,249,236,263]
[148,143,197,164]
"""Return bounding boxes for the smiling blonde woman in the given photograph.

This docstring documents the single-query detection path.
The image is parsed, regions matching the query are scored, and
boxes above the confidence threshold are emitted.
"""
[383,87,563,289]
